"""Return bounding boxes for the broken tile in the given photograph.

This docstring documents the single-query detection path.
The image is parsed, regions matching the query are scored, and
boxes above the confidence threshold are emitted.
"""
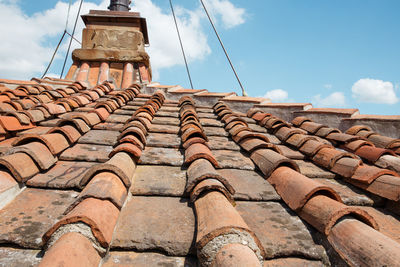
[208,136,240,151]
[27,161,97,189]
[218,169,280,201]
[60,144,113,162]
[212,149,255,170]
[131,165,187,197]
[0,188,77,248]
[111,196,196,255]
[203,126,228,137]
[0,248,41,267]
[295,160,336,179]
[236,201,327,260]
[102,252,198,267]
[146,133,181,148]
[139,147,184,166]
[78,130,119,145]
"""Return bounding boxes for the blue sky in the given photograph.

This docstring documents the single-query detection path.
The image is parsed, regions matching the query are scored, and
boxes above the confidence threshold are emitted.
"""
[1,0,399,115]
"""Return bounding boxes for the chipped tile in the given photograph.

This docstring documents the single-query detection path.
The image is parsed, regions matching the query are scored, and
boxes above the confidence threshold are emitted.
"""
[27,161,97,189]
[131,165,186,197]
[60,144,113,162]
[218,169,280,201]
[139,147,183,166]
[295,160,336,179]
[0,188,77,248]
[78,130,119,145]
[236,201,327,260]
[146,133,181,148]
[213,149,255,170]
[208,136,240,151]
[111,196,196,255]
[102,252,197,267]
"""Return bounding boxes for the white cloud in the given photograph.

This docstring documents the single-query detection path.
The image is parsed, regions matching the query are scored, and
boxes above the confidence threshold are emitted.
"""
[324,84,333,89]
[352,78,399,104]
[203,0,246,28]
[312,92,346,107]
[263,89,289,102]
[0,0,246,80]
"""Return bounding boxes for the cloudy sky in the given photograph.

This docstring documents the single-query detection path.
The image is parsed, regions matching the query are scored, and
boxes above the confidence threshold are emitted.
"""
[0,0,399,115]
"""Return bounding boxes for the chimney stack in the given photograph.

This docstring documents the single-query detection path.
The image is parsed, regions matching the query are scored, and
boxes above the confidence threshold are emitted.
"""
[108,0,131,12]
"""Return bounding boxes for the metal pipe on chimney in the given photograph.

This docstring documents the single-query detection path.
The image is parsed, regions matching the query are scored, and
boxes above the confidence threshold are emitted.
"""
[108,0,131,11]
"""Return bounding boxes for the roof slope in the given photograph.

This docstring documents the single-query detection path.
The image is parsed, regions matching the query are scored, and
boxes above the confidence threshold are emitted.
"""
[0,78,399,266]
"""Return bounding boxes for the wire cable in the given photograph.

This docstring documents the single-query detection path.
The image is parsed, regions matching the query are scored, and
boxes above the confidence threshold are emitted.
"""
[41,0,73,78]
[199,0,247,96]
[60,0,84,79]
[169,0,194,89]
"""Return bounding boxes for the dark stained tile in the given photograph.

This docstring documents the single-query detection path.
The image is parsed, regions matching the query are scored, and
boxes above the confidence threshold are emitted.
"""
[294,160,336,179]
[149,124,179,134]
[218,169,280,201]
[139,147,183,166]
[78,130,119,146]
[315,178,383,206]
[93,122,123,131]
[212,149,255,170]
[200,118,223,127]
[111,196,196,256]
[0,248,41,267]
[102,252,198,267]
[27,161,97,189]
[106,114,131,124]
[60,144,112,162]
[236,201,328,261]
[131,165,186,197]
[0,188,77,248]
[208,136,240,151]
[152,117,180,126]
[146,133,181,148]
[203,126,228,137]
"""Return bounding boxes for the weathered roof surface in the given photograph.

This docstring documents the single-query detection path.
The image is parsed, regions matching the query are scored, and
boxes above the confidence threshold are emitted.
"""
[0,78,399,267]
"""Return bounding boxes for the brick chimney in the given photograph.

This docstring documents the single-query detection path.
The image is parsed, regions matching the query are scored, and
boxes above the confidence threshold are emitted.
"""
[66,1,151,88]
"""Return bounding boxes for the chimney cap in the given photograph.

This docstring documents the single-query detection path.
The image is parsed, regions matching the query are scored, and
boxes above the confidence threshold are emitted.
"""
[108,0,131,12]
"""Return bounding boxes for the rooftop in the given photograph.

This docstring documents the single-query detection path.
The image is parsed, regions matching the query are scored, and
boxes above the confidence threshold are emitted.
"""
[0,3,399,267]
